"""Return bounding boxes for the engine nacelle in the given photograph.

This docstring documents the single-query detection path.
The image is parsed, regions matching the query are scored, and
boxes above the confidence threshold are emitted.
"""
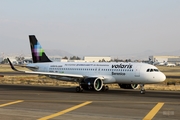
[80,77,103,91]
[119,84,139,89]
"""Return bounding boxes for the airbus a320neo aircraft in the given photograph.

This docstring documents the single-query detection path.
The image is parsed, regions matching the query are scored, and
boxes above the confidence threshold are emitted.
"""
[8,35,166,94]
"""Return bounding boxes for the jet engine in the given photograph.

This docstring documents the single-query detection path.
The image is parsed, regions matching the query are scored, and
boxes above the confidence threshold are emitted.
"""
[80,77,103,91]
[118,84,139,89]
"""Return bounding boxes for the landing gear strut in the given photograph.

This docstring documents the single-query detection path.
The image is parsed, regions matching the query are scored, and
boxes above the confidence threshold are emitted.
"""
[140,84,145,94]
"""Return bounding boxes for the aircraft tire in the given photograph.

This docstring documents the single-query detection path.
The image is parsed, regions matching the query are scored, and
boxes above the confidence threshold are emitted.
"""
[105,86,109,91]
[140,90,145,94]
[76,86,83,92]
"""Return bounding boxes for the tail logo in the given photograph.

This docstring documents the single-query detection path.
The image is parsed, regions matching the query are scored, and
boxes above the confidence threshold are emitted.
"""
[32,42,44,61]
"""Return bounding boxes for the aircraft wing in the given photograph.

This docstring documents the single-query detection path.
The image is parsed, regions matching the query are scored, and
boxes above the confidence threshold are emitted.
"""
[7,58,84,78]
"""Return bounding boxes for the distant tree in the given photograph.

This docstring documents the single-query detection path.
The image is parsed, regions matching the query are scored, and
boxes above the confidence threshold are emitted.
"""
[70,56,76,60]
[70,56,81,60]
[101,59,106,62]
[15,56,25,62]
[125,59,131,62]
[62,56,68,60]
[1,58,8,64]
[112,58,124,62]
[76,56,81,60]
[110,59,114,62]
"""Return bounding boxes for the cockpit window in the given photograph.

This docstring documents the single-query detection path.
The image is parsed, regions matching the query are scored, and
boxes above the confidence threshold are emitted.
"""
[154,69,159,72]
[146,68,159,72]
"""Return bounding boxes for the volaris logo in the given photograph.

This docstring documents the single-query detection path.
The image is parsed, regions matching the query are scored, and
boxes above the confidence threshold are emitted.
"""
[33,42,44,60]
[112,64,132,69]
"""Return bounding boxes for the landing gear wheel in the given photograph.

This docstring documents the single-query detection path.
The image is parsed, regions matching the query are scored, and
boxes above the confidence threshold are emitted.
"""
[140,90,145,94]
[140,84,145,94]
[105,85,109,91]
[102,85,109,91]
[101,86,106,91]
[76,86,83,92]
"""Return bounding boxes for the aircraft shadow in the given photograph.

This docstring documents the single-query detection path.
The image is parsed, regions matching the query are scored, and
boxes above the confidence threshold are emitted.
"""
[0,84,179,100]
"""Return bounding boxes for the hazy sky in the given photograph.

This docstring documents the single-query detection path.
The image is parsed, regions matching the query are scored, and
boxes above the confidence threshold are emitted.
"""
[0,0,180,58]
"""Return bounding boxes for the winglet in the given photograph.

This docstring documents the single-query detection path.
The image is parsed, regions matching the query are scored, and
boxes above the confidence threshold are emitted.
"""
[7,58,22,72]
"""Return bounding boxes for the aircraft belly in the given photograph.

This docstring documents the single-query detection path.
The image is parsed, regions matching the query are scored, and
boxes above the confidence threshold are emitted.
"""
[115,73,145,84]
[49,76,76,81]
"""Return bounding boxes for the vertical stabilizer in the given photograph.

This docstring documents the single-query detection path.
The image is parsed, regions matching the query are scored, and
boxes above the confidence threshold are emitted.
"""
[29,35,52,63]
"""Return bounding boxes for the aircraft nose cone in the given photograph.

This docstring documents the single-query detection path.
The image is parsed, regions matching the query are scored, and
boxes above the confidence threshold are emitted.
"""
[160,72,166,82]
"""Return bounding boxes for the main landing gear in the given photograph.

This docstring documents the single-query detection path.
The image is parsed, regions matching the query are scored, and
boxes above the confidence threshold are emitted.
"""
[102,85,109,91]
[75,85,109,92]
[140,84,145,94]
[76,86,83,92]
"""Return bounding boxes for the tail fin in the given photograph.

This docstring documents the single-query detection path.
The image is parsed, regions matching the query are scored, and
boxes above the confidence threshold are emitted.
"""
[29,35,52,63]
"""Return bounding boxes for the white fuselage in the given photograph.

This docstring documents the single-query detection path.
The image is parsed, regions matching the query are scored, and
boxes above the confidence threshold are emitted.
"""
[27,62,166,84]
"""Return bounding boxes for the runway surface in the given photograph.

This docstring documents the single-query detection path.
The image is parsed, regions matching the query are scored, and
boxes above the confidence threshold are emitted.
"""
[0,84,179,120]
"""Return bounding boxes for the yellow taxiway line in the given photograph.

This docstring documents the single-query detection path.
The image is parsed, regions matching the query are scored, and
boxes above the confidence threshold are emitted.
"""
[38,101,92,120]
[143,102,164,120]
[0,100,24,107]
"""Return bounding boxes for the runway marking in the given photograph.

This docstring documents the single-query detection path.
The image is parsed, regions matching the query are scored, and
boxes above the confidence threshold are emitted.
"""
[143,102,164,120]
[38,101,92,120]
[0,100,23,107]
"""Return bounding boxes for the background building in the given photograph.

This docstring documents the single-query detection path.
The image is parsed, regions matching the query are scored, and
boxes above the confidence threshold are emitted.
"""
[149,56,180,65]
[0,57,3,63]
[168,58,180,65]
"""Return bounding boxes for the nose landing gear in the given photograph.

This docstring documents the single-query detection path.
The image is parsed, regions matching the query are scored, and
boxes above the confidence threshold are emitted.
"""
[140,84,145,94]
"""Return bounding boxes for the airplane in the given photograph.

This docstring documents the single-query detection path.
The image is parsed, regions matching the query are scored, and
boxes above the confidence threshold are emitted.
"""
[7,35,166,94]
[154,62,166,66]
[166,63,176,67]
[158,62,166,66]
